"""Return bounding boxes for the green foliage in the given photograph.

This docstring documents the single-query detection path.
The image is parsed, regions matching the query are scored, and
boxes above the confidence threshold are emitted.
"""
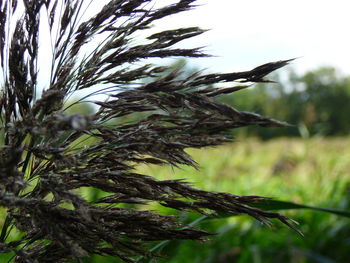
[136,138,350,263]
[219,67,350,139]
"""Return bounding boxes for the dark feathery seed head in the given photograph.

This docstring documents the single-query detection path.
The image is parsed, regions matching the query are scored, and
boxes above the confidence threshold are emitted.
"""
[0,1,297,262]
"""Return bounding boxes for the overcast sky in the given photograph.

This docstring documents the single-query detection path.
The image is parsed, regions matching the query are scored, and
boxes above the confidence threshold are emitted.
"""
[31,0,350,89]
[154,0,350,76]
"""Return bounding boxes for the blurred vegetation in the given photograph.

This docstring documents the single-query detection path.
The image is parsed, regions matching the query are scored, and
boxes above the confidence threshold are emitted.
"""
[53,137,350,263]
[149,138,350,263]
[218,66,350,139]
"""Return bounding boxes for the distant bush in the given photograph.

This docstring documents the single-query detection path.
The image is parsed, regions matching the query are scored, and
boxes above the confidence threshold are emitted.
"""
[218,67,350,139]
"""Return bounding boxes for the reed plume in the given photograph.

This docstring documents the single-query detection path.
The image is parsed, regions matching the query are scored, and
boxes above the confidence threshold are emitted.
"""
[0,1,297,262]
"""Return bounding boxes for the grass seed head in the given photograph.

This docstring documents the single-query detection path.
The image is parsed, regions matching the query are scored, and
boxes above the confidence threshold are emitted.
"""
[0,0,296,262]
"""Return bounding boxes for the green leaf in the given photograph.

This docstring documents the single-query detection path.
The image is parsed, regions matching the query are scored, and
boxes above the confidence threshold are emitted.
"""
[250,199,350,218]
[140,201,349,262]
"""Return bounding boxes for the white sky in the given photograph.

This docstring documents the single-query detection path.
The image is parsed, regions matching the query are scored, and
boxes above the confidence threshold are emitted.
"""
[154,0,350,76]
[29,0,350,91]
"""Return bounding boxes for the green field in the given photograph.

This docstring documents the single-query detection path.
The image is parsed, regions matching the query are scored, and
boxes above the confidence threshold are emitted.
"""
[134,137,350,263]
[2,137,350,263]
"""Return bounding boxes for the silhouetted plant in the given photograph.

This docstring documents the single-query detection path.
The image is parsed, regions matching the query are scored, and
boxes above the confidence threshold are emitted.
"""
[0,1,298,262]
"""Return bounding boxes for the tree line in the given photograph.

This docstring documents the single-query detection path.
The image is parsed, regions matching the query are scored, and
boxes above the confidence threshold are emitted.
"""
[218,66,350,139]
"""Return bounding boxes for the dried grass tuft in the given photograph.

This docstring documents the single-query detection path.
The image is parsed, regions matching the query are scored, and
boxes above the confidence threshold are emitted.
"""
[0,1,297,262]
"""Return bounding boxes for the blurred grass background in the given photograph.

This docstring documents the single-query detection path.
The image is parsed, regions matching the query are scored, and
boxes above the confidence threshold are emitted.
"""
[71,137,350,263]
[136,137,350,263]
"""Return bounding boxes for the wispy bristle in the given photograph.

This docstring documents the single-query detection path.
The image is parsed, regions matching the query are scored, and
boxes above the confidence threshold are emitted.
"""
[0,1,298,262]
